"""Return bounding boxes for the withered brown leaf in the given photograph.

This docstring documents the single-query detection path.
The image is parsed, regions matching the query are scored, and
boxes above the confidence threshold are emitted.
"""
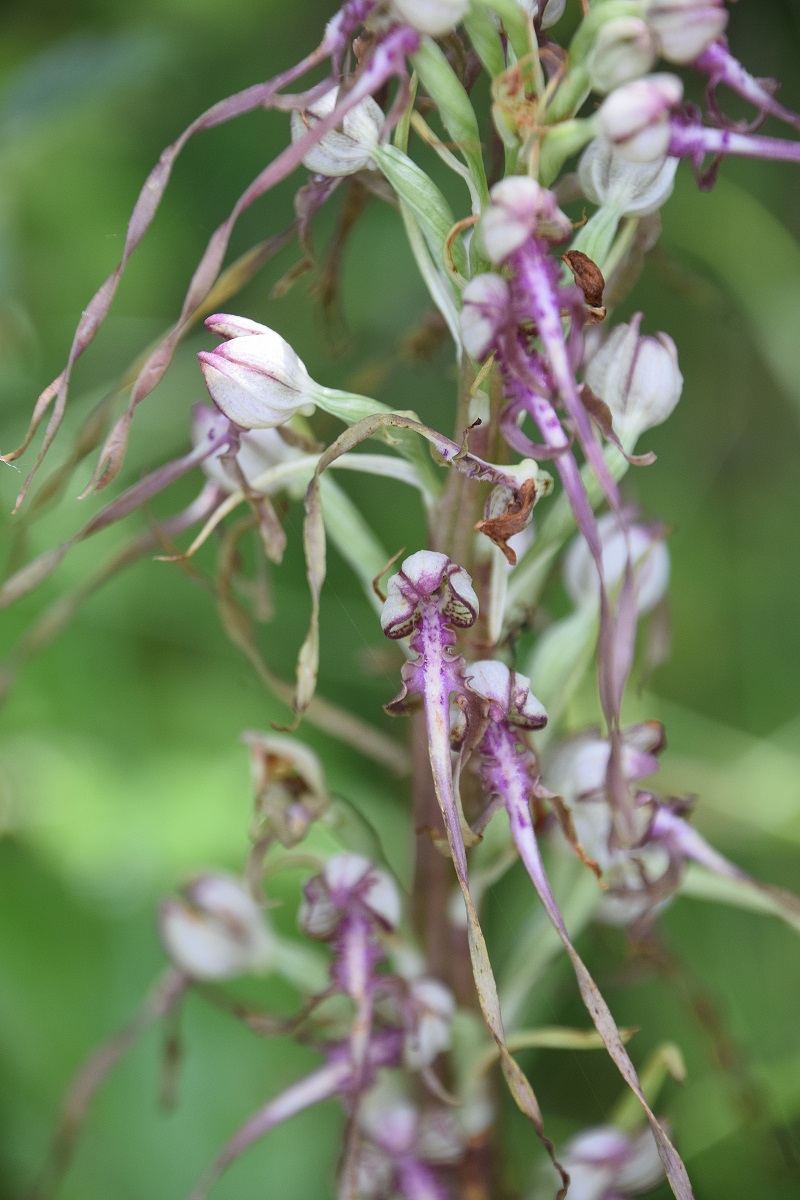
[562,249,606,322]
[475,476,539,566]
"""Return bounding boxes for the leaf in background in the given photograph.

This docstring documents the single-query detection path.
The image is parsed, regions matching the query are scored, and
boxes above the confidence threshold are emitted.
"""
[0,31,177,142]
[664,174,800,431]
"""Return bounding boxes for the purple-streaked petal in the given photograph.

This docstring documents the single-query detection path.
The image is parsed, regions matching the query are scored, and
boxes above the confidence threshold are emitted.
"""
[694,40,800,134]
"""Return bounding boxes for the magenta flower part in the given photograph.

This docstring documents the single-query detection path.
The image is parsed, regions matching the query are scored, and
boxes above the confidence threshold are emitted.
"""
[668,113,800,188]
[382,551,479,880]
[467,663,691,1191]
[694,39,800,133]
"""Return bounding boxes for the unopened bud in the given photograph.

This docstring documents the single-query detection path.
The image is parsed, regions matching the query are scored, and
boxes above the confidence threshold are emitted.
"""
[381,550,479,639]
[415,1109,465,1163]
[198,315,317,430]
[403,977,456,1068]
[545,723,664,803]
[460,273,511,360]
[539,0,567,28]
[587,18,658,94]
[517,0,566,28]
[563,512,670,615]
[585,314,682,442]
[643,0,728,64]
[479,177,572,264]
[159,873,272,980]
[290,86,382,178]
[579,136,678,217]
[561,1125,664,1199]
[390,0,470,36]
[596,74,683,162]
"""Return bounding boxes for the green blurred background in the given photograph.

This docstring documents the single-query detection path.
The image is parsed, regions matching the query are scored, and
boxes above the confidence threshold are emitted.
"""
[1,1,799,1197]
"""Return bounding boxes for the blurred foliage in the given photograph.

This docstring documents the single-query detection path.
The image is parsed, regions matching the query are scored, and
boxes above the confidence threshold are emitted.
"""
[1,1,800,1198]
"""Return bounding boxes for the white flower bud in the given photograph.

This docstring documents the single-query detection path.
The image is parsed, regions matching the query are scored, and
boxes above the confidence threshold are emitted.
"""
[596,73,683,162]
[517,0,566,27]
[403,977,456,1069]
[562,1125,664,1200]
[158,873,273,980]
[539,0,567,27]
[290,86,383,178]
[563,512,670,615]
[479,176,572,264]
[460,273,511,360]
[643,0,728,64]
[587,18,658,94]
[198,315,317,429]
[545,723,664,804]
[579,136,678,217]
[390,0,470,36]
[585,315,682,442]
